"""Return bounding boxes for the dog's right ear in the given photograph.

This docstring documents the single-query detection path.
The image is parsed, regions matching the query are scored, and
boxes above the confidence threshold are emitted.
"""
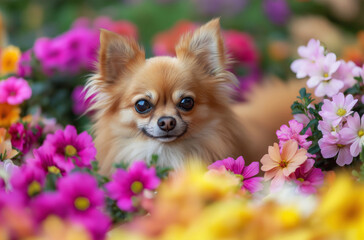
[99,29,145,84]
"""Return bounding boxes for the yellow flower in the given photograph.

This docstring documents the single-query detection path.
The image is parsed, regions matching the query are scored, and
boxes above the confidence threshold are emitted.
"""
[0,45,21,75]
[0,103,20,127]
[313,174,364,239]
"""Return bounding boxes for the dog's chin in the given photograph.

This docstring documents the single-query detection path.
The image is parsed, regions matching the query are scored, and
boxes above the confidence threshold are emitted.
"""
[141,128,186,143]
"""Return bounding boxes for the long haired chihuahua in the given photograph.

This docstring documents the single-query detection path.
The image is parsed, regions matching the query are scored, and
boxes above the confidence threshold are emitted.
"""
[86,19,302,174]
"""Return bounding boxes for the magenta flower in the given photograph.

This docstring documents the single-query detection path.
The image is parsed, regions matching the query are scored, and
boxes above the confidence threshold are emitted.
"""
[276,120,312,150]
[27,146,66,175]
[208,156,263,193]
[290,159,324,194]
[71,210,111,240]
[31,192,67,222]
[17,50,32,78]
[291,39,325,78]
[106,161,160,212]
[9,122,42,154]
[340,112,364,157]
[10,165,46,198]
[318,135,352,166]
[42,125,96,171]
[0,77,32,105]
[306,53,343,97]
[319,93,357,127]
[57,172,104,215]
[71,85,96,115]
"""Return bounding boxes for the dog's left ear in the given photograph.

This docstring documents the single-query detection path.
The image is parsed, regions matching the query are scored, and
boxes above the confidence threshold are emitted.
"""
[175,18,229,76]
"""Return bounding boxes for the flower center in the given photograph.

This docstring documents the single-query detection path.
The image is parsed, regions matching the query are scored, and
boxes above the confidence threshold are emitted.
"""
[279,160,288,168]
[64,145,77,157]
[358,129,364,138]
[336,108,347,117]
[297,178,305,182]
[48,166,60,174]
[337,144,345,148]
[323,73,329,78]
[131,181,144,194]
[27,181,41,197]
[74,197,90,211]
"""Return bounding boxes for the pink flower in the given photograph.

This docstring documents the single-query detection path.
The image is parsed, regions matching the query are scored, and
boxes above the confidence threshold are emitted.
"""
[291,39,325,78]
[208,156,263,193]
[105,161,160,212]
[71,86,96,115]
[223,30,259,66]
[0,77,32,105]
[306,53,343,97]
[17,50,32,78]
[340,112,364,157]
[31,192,67,222]
[42,125,96,171]
[27,146,66,175]
[276,120,312,149]
[10,164,46,198]
[319,93,357,127]
[8,122,42,154]
[57,172,104,215]
[290,159,324,194]
[332,60,362,91]
[261,140,307,191]
[318,135,352,166]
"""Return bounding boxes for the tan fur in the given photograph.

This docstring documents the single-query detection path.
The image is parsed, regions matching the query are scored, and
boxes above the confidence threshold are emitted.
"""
[86,19,305,175]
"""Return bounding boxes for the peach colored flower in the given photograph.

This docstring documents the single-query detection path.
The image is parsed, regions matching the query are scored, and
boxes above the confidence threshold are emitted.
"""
[0,128,18,161]
[260,140,307,191]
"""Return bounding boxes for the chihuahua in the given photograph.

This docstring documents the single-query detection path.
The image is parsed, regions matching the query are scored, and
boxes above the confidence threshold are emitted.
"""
[86,19,303,174]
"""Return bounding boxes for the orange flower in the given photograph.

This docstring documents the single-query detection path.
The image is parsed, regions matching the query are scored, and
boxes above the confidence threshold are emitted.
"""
[0,103,20,127]
[260,140,307,190]
[0,45,21,75]
[0,128,18,160]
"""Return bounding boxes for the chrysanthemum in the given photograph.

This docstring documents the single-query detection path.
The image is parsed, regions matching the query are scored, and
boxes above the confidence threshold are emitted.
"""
[42,125,96,171]
[0,45,21,75]
[208,156,263,193]
[260,140,307,191]
[0,103,20,128]
[106,161,160,211]
[0,77,32,105]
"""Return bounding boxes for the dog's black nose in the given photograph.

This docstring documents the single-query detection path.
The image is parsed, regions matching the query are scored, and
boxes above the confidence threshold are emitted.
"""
[158,117,176,131]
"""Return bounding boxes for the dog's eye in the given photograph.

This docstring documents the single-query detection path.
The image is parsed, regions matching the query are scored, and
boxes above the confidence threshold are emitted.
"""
[179,97,194,111]
[135,99,152,114]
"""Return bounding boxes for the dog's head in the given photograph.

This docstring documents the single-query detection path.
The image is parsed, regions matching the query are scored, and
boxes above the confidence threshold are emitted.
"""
[88,19,237,143]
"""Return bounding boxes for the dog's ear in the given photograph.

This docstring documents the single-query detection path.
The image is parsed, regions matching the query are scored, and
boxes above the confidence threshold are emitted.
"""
[99,29,145,83]
[175,18,228,76]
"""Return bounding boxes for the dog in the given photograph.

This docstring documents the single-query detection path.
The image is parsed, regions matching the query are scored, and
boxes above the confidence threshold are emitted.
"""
[86,19,304,175]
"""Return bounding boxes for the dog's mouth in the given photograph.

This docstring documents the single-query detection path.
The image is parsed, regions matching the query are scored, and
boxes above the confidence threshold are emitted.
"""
[141,128,187,143]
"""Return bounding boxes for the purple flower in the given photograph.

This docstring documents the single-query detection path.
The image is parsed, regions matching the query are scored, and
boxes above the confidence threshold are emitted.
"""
[208,156,263,193]
[290,159,324,194]
[318,135,352,166]
[306,53,344,97]
[262,0,291,26]
[42,125,96,171]
[291,39,325,79]
[192,0,248,16]
[106,161,160,212]
[71,86,96,115]
[276,120,312,149]
[17,50,32,78]
[10,164,46,198]
[319,93,357,127]
[0,77,32,105]
[340,112,364,157]
[57,172,104,216]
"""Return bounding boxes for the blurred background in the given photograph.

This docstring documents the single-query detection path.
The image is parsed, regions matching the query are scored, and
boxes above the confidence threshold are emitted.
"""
[1,0,364,130]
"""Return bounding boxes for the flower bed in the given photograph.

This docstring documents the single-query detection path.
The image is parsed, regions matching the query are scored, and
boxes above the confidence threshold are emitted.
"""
[1,12,364,240]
